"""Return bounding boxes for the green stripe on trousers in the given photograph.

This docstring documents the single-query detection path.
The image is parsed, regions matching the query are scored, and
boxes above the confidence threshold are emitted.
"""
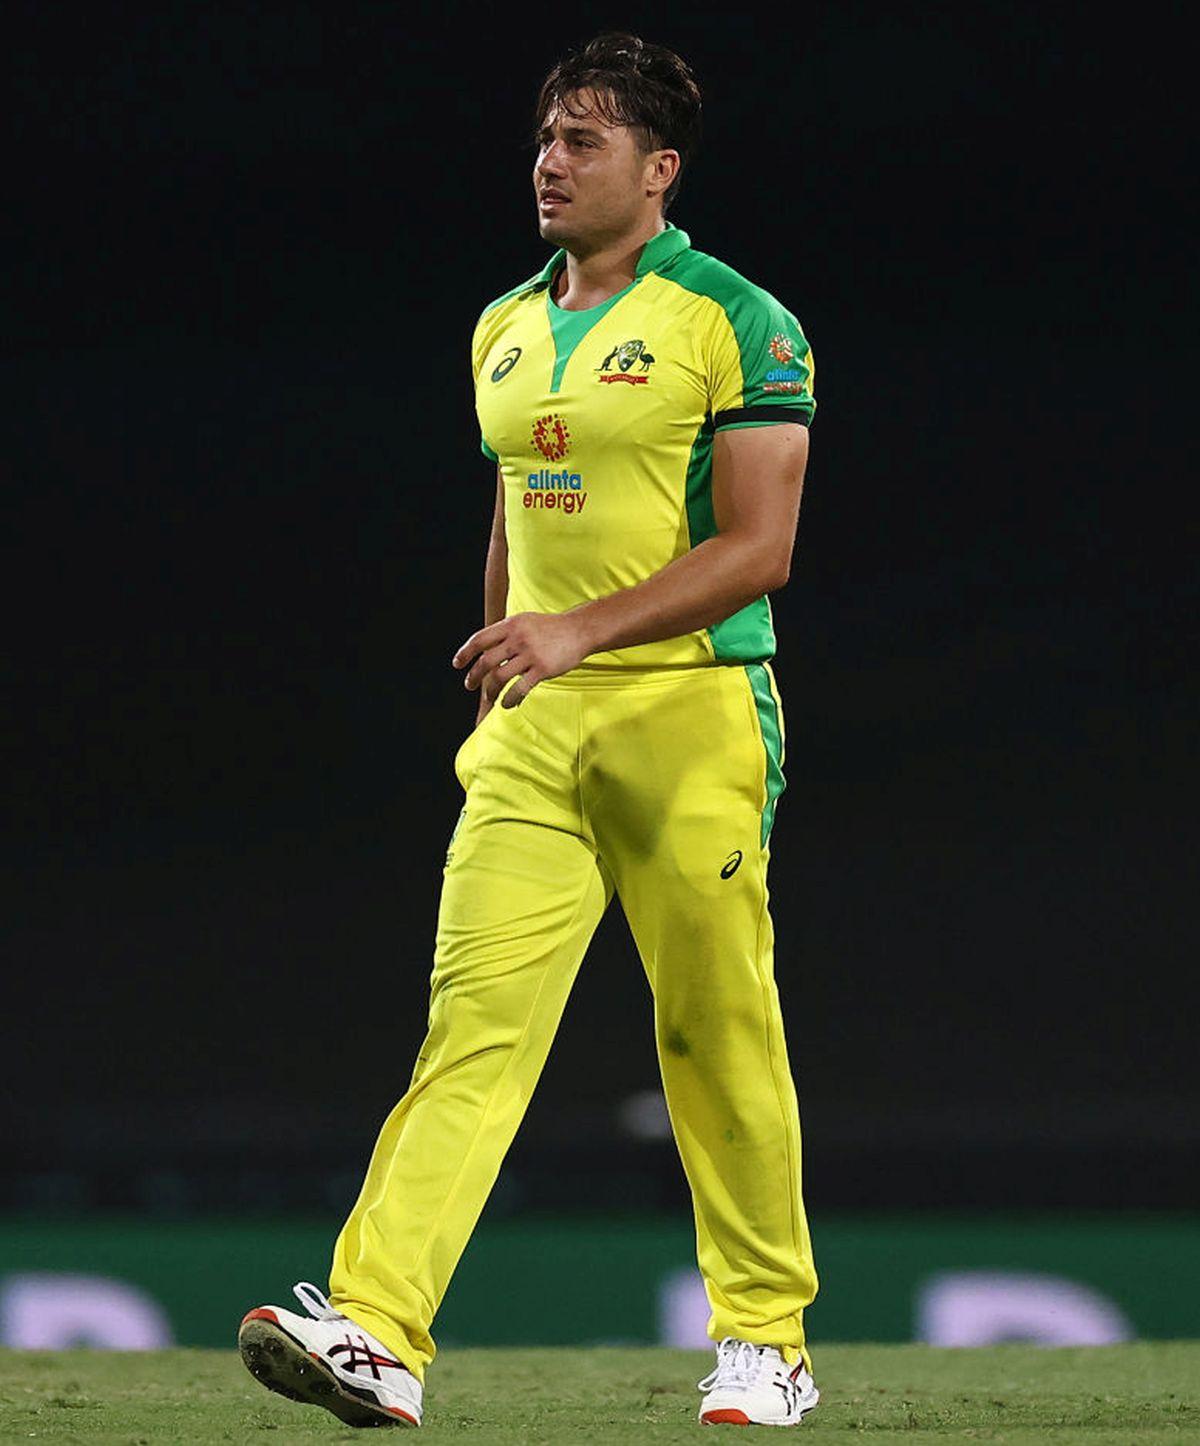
[744,662,786,847]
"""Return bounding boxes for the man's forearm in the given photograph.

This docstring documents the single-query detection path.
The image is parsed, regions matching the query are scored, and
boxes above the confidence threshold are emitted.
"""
[570,533,786,657]
[456,394,806,707]
[483,529,508,628]
[474,529,509,722]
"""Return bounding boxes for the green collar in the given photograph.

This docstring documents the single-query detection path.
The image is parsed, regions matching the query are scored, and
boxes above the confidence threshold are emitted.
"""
[536,223,691,290]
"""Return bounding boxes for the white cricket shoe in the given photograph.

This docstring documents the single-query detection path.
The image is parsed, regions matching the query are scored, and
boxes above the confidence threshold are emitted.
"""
[238,1281,422,1427]
[697,1337,819,1427]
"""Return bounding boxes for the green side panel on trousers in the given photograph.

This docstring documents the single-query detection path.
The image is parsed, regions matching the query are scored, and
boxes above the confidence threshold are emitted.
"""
[745,662,785,846]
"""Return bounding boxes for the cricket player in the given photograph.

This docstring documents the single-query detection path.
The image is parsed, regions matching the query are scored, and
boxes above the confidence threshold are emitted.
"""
[239,31,819,1428]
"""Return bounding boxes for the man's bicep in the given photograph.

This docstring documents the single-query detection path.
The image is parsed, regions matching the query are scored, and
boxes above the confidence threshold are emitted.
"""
[711,423,809,543]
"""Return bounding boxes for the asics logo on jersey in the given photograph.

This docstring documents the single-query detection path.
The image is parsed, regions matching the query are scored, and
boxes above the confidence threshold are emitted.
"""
[597,338,656,384]
[327,1332,407,1381]
[720,850,743,878]
[490,347,521,382]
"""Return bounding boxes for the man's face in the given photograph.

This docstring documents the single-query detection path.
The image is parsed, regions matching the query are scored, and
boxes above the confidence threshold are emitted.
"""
[533,90,653,250]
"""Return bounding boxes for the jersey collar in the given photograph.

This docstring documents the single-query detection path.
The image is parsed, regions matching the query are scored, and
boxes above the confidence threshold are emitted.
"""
[536,223,691,290]
[635,224,690,275]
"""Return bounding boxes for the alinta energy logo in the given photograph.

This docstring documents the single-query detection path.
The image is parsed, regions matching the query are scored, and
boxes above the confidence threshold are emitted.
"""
[527,414,587,515]
[765,331,807,395]
[597,338,656,384]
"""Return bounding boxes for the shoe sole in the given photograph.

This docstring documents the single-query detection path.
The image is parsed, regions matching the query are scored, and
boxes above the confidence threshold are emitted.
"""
[238,1311,417,1428]
[701,1407,817,1426]
[700,1386,819,1427]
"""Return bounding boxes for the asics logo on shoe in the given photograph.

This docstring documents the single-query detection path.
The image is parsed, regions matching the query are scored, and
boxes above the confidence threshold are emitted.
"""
[238,1282,423,1429]
[774,1376,802,1408]
[328,1333,407,1381]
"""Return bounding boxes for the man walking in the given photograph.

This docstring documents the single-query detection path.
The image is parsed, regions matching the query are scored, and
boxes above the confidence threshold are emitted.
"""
[240,32,819,1429]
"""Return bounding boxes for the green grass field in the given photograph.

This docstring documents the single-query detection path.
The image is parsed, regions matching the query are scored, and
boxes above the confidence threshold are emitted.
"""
[1,1344,1197,1443]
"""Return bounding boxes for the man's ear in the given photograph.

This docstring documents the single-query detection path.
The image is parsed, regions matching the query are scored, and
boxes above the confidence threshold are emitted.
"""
[646,148,681,199]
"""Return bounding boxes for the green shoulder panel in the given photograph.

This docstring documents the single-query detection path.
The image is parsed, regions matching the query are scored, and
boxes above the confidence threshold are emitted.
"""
[478,268,546,319]
[471,268,547,396]
[659,248,816,424]
[472,269,547,368]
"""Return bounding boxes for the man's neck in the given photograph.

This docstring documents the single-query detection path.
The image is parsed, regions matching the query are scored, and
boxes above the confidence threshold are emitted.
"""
[553,219,667,311]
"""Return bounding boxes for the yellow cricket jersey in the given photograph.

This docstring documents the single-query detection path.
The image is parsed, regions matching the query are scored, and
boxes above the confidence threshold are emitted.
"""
[471,224,815,668]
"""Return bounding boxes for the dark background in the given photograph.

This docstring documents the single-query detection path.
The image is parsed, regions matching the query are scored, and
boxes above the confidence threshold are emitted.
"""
[6,3,1196,1221]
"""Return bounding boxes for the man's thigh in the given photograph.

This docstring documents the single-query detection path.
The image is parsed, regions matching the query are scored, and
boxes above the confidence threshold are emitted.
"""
[427,686,612,1066]
[581,664,780,919]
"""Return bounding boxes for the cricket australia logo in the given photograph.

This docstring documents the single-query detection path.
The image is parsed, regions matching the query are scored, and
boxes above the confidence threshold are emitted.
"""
[597,338,656,384]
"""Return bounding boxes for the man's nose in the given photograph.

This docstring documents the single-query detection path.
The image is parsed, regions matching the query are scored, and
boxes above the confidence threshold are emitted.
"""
[537,140,568,176]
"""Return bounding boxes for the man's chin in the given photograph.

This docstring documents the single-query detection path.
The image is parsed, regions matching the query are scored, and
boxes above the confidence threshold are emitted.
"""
[537,214,576,246]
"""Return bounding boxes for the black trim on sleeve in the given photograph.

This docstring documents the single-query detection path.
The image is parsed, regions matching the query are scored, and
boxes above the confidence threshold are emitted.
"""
[713,406,811,429]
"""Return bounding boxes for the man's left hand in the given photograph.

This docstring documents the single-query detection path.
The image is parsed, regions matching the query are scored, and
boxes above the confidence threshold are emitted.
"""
[452,610,595,707]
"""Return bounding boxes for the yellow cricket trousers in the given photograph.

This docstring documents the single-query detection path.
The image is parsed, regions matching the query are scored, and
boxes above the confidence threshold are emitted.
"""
[329,662,817,1378]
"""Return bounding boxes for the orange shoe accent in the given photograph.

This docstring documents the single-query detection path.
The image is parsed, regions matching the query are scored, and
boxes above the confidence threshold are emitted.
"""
[386,1408,419,1424]
[702,1408,751,1425]
[241,1307,280,1326]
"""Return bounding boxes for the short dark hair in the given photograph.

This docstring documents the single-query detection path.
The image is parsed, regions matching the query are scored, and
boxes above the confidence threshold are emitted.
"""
[535,33,702,212]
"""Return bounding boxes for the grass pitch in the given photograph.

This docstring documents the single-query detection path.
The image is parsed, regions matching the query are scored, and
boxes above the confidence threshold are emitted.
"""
[1,1343,1197,1443]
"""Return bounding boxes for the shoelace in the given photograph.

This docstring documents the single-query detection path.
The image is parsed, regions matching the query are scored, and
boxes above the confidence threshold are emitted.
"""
[697,1337,776,1392]
[293,1281,343,1321]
